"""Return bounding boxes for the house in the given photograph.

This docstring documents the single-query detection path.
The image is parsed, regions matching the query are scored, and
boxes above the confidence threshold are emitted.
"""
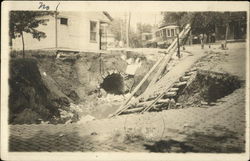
[12,11,113,52]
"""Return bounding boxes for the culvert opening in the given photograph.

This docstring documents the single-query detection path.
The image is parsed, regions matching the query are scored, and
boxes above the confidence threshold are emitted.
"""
[177,70,243,106]
[100,73,125,95]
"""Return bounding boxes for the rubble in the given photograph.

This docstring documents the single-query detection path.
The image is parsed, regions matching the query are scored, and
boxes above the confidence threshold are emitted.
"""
[77,115,95,124]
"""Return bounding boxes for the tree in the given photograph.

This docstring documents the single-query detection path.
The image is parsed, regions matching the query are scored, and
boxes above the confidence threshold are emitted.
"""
[161,11,238,48]
[109,17,153,48]
[135,23,153,48]
[137,23,152,34]
[161,12,188,28]
[129,29,141,48]
[109,18,126,43]
[9,11,53,57]
[162,12,222,34]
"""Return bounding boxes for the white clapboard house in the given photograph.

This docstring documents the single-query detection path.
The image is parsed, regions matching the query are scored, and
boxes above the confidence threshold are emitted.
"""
[12,11,113,52]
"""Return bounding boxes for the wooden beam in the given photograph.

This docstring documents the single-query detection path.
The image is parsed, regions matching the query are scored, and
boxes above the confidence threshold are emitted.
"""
[180,76,191,81]
[140,27,192,113]
[143,25,191,98]
[122,107,144,114]
[109,24,191,118]
[164,91,177,97]
[173,81,187,87]
[169,88,179,92]
[108,53,167,117]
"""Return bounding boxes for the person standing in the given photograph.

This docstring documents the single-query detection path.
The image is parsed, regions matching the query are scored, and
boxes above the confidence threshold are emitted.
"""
[199,34,204,49]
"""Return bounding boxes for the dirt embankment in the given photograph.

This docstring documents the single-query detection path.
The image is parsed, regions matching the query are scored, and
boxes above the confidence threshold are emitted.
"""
[9,58,69,124]
[37,51,155,100]
[9,50,155,124]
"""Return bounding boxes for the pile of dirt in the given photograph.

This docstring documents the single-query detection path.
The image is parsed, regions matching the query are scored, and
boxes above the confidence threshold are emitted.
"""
[9,58,70,124]
[177,70,242,106]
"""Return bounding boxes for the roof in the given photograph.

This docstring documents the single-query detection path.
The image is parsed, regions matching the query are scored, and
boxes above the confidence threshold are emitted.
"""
[159,25,179,30]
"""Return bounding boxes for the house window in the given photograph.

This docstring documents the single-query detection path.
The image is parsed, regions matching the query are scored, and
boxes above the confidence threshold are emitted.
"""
[163,29,166,38]
[167,29,170,37]
[171,29,175,37]
[60,18,68,25]
[90,21,97,42]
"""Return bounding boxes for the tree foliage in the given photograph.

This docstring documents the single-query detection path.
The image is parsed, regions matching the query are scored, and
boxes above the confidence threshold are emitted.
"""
[161,11,246,36]
[9,11,53,57]
[161,12,188,27]
[109,18,153,48]
[109,18,126,42]
[9,11,53,40]
[136,23,152,34]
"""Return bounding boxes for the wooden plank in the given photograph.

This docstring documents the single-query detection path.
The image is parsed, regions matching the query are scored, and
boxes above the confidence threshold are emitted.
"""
[141,27,192,101]
[122,107,145,114]
[140,90,167,113]
[152,104,167,111]
[108,57,166,117]
[110,24,191,117]
[143,24,191,97]
[137,101,154,107]
[180,76,191,81]
[173,81,187,87]
[190,67,198,72]
[185,71,196,76]
[164,91,177,97]
[156,99,170,104]
[169,88,179,92]
[124,98,170,114]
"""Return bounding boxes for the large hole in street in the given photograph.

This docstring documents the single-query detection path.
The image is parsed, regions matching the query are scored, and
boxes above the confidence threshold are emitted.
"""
[177,70,243,106]
[100,73,125,95]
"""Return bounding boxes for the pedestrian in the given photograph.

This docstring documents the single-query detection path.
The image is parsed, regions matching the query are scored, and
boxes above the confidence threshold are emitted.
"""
[199,34,204,49]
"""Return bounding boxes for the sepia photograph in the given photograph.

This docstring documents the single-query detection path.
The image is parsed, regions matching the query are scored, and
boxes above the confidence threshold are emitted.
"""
[1,1,249,161]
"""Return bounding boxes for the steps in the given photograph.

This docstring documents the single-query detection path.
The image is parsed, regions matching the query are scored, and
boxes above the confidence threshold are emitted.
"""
[119,69,197,115]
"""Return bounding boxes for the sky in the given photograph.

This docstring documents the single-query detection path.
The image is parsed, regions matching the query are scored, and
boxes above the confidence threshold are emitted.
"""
[109,12,163,30]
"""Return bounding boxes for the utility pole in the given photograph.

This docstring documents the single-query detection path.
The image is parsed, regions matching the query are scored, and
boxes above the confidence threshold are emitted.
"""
[55,2,60,50]
[154,13,156,26]
[120,19,123,42]
[126,12,131,48]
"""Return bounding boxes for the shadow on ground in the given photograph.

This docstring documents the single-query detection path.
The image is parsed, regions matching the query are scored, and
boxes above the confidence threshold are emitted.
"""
[144,139,195,153]
[9,130,93,152]
[144,126,244,153]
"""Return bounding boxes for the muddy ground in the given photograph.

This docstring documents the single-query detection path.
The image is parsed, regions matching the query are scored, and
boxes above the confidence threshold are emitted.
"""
[9,42,247,152]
